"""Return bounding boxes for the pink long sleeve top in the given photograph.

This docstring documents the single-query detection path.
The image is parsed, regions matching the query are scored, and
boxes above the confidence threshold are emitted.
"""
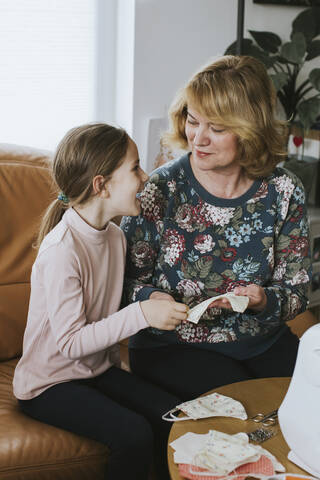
[13,208,148,400]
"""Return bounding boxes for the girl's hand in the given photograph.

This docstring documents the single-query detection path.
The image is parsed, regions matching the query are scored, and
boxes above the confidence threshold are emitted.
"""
[208,284,267,312]
[140,299,188,330]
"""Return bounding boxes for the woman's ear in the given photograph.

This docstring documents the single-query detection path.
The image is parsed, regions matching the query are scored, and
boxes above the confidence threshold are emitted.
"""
[92,175,109,197]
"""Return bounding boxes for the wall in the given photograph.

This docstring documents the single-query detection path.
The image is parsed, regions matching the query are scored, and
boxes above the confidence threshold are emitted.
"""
[116,0,315,171]
[131,0,238,170]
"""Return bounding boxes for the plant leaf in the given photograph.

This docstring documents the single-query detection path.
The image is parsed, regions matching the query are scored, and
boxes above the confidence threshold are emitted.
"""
[249,30,281,54]
[297,97,320,131]
[292,7,320,43]
[270,72,289,91]
[306,39,320,61]
[224,38,273,67]
[309,68,320,92]
[281,33,306,64]
[224,38,253,55]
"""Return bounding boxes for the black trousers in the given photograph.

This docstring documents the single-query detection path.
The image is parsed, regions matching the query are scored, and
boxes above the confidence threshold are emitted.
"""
[129,328,299,401]
[19,366,180,480]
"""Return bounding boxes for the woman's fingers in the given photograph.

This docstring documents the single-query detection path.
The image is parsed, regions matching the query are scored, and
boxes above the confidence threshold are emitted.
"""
[173,302,189,312]
[172,311,188,321]
[208,299,232,309]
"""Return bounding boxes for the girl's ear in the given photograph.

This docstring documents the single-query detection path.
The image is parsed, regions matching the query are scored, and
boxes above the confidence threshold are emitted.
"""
[92,175,109,197]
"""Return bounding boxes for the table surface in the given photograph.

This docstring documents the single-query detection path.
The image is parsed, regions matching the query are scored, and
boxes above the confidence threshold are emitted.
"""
[168,377,308,479]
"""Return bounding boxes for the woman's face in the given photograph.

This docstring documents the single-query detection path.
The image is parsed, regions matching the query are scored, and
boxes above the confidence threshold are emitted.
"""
[185,105,239,173]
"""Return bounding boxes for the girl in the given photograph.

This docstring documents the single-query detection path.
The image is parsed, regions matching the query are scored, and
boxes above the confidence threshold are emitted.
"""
[13,123,188,480]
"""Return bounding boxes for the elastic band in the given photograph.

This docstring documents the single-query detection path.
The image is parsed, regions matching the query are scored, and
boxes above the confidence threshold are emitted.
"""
[57,192,69,204]
[162,407,190,422]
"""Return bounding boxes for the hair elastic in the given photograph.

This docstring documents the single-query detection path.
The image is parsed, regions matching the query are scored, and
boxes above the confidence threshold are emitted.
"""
[57,192,70,204]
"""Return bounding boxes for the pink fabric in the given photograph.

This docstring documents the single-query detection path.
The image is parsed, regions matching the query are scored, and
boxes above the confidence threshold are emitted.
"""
[13,208,148,399]
[178,455,274,480]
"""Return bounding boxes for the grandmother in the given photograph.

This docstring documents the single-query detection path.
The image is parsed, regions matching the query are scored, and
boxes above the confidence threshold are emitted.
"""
[121,55,311,400]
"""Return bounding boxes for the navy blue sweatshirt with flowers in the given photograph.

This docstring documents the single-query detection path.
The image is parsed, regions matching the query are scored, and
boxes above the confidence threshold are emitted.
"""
[121,154,312,360]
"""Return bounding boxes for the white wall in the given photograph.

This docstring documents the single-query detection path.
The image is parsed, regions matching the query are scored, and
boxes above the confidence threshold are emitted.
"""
[131,0,238,170]
[116,0,315,172]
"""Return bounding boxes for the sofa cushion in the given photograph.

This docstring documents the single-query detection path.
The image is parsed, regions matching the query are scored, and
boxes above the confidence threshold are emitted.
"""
[0,359,108,479]
[0,154,56,360]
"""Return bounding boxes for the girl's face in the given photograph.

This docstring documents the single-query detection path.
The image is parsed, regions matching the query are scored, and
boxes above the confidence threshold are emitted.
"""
[108,139,148,217]
[185,105,239,174]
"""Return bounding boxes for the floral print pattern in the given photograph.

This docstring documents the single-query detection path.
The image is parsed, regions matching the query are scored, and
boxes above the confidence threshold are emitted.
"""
[122,154,311,348]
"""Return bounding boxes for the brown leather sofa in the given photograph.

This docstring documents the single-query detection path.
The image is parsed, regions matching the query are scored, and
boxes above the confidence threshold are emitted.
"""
[0,151,108,479]
[0,147,318,480]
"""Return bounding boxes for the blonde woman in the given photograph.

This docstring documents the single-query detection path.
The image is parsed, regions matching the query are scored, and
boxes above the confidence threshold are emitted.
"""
[122,56,311,400]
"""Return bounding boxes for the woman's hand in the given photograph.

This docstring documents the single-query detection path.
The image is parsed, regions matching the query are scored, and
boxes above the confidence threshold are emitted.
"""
[140,299,188,330]
[233,284,267,312]
[149,291,175,302]
[208,284,267,312]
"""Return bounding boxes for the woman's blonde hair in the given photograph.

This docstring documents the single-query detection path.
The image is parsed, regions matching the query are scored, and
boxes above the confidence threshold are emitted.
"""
[36,123,129,249]
[163,55,287,178]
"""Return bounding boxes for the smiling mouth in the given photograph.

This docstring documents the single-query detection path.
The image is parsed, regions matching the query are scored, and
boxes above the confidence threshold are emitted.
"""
[195,149,212,158]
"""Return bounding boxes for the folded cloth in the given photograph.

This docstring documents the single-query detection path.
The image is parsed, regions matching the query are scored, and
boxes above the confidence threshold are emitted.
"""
[187,293,249,324]
[163,393,247,422]
[193,430,260,474]
[178,454,274,480]
[170,430,285,474]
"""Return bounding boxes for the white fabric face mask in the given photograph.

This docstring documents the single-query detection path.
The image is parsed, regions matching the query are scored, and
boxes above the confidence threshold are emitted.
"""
[162,392,247,422]
[187,292,249,324]
[193,430,260,475]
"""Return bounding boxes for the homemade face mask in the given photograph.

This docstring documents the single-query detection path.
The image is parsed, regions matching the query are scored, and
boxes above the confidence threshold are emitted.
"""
[187,293,249,324]
[170,430,285,479]
[193,430,261,475]
[162,392,247,422]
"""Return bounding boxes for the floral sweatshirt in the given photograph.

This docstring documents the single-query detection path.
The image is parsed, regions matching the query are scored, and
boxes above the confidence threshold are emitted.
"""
[121,154,312,360]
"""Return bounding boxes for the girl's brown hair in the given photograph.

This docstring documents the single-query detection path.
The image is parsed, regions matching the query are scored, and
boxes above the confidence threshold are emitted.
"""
[163,55,287,178]
[36,123,129,248]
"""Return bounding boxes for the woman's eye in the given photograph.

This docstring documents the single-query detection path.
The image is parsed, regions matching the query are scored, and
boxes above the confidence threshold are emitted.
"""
[211,127,225,133]
[187,118,198,126]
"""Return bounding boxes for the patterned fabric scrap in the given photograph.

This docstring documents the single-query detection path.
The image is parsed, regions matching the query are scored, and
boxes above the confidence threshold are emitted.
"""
[178,454,274,480]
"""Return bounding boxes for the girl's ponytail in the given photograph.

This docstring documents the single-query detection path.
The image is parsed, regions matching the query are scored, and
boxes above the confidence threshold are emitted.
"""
[34,122,129,251]
[35,199,68,250]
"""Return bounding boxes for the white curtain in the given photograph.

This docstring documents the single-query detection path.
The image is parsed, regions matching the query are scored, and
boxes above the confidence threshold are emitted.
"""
[0,0,100,151]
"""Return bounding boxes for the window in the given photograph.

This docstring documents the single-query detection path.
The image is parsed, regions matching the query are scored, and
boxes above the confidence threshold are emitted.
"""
[0,0,109,151]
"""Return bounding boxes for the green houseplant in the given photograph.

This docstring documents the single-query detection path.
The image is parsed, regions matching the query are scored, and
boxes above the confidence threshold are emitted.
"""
[225,6,320,132]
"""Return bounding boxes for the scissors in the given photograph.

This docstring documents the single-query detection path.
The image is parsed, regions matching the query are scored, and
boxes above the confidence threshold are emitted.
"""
[251,409,278,426]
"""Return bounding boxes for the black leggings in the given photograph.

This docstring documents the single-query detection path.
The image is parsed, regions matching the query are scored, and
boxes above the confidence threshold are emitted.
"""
[130,328,299,401]
[19,366,180,480]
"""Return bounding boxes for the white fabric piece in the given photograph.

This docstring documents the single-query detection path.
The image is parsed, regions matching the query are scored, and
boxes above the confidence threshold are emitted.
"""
[288,451,320,478]
[170,432,209,464]
[187,293,249,324]
[279,324,320,477]
[176,392,248,421]
[193,430,260,474]
[170,430,285,474]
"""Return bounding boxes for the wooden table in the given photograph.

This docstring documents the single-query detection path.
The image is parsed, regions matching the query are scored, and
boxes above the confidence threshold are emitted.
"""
[168,377,308,479]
